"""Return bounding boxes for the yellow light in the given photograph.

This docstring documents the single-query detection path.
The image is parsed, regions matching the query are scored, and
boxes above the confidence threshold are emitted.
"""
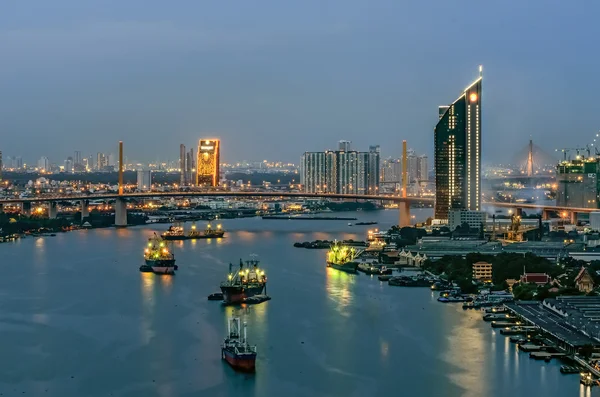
[217,224,222,229]
[469,93,478,102]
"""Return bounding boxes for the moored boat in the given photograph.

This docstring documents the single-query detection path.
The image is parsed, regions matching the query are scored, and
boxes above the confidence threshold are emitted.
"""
[326,240,361,273]
[188,223,225,239]
[141,233,177,274]
[220,258,267,304]
[222,318,257,372]
[162,223,185,240]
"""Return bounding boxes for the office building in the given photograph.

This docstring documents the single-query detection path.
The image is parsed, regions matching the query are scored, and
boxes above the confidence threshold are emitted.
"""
[472,261,493,283]
[556,157,599,209]
[381,158,402,183]
[434,67,482,219]
[197,139,220,186]
[137,170,152,191]
[590,212,600,232]
[448,209,487,231]
[301,144,379,194]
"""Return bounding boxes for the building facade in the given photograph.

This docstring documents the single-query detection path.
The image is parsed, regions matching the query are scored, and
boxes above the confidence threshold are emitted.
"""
[137,170,152,191]
[196,139,220,186]
[448,209,487,231]
[301,145,380,194]
[472,261,492,283]
[434,67,482,219]
[556,158,599,209]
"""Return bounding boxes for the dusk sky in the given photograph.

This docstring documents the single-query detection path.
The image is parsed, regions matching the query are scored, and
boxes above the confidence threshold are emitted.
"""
[1,0,599,165]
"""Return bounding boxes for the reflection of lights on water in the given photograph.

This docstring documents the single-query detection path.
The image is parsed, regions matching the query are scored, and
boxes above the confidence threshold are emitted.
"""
[325,268,355,317]
[158,274,173,293]
[140,272,155,344]
[380,339,389,359]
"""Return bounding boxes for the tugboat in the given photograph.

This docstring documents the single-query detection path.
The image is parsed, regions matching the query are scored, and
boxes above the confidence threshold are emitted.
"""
[188,223,225,239]
[326,240,361,273]
[140,233,177,274]
[222,318,257,372]
[162,223,185,240]
[220,257,267,304]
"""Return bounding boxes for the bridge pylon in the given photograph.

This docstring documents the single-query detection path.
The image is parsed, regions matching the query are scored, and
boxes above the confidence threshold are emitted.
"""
[398,201,411,227]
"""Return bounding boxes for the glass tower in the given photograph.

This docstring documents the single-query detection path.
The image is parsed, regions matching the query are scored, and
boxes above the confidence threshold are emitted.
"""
[434,68,482,219]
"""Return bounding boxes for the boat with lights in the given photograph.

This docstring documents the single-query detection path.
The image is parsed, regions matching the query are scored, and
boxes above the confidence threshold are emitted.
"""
[326,241,361,273]
[220,258,267,304]
[140,233,177,274]
[221,317,257,372]
[188,222,225,239]
[162,222,225,240]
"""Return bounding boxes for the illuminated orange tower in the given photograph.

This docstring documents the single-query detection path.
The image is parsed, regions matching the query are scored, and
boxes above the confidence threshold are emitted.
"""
[196,139,220,186]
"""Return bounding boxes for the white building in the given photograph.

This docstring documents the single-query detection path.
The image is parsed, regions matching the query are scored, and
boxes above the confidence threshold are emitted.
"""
[37,156,50,172]
[449,209,487,231]
[590,212,600,232]
[137,170,152,191]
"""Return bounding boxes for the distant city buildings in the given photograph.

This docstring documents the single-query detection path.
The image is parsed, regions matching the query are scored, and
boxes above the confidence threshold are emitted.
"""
[434,66,482,220]
[37,156,50,172]
[301,142,380,194]
[64,157,74,173]
[137,170,152,191]
[197,139,220,186]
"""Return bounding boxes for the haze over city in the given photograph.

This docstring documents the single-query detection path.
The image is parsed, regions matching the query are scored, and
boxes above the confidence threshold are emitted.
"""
[2,0,600,163]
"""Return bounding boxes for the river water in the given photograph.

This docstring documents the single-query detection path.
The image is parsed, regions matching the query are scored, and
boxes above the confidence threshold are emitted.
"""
[0,210,594,397]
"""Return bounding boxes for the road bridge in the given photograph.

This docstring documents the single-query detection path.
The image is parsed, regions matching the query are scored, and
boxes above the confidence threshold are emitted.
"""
[0,192,594,227]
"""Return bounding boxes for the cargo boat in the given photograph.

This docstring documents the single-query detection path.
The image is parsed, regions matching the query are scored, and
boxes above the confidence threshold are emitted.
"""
[162,223,225,240]
[140,234,177,274]
[220,258,267,304]
[222,318,257,372]
[326,241,361,273]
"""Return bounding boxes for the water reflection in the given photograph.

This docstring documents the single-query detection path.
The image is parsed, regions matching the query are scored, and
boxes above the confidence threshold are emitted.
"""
[140,272,155,344]
[158,274,173,294]
[442,310,487,397]
[325,269,355,317]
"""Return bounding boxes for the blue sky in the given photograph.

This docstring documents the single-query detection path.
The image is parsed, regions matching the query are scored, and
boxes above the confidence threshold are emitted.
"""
[1,0,599,164]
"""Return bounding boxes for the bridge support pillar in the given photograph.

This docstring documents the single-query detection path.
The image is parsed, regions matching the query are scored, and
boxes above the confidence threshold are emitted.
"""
[515,207,523,217]
[80,200,89,221]
[115,198,127,227]
[398,201,411,227]
[570,212,578,226]
[22,202,31,217]
[542,209,550,221]
[48,202,58,219]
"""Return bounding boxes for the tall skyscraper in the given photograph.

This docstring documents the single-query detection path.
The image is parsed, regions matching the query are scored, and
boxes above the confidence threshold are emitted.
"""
[417,155,428,181]
[64,157,74,173]
[180,144,187,185]
[197,139,220,186]
[187,148,195,186]
[38,156,50,172]
[300,152,327,193]
[434,66,482,219]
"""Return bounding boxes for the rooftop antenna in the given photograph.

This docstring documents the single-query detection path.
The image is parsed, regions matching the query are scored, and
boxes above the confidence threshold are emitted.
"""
[479,65,483,78]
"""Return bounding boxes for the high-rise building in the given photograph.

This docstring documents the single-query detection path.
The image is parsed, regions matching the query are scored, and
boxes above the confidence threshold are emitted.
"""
[434,67,482,219]
[137,170,152,191]
[74,151,82,166]
[38,156,50,172]
[417,155,428,181]
[300,152,327,193]
[301,144,379,194]
[338,140,352,152]
[556,157,599,208]
[381,158,402,182]
[64,157,74,173]
[96,153,107,170]
[0,151,3,182]
[187,148,195,186]
[180,144,187,185]
[108,154,116,167]
[196,139,220,186]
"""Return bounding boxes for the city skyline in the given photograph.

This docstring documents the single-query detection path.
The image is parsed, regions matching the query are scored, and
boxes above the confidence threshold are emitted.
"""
[2,1,600,163]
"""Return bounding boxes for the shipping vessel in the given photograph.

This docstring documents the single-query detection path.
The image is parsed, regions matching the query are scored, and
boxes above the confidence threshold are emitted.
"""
[326,240,361,273]
[221,317,257,372]
[220,258,267,304]
[140,233,177,274]
[162,223,225,240]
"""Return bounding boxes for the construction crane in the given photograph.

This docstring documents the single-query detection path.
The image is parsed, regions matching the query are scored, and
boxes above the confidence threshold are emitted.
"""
[555,146,590,161]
